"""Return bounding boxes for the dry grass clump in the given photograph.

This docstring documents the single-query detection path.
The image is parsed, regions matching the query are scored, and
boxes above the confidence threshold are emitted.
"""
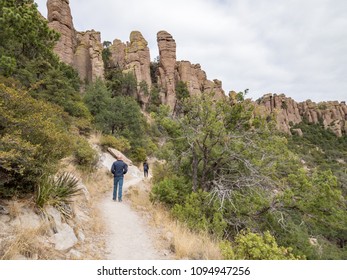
[126,183,222,260]
[6,200,23,220]
[0,224,64,260]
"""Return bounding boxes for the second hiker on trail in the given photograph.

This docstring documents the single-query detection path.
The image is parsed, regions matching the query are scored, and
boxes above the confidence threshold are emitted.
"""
[143,160,149,178]
[111,154,128,202]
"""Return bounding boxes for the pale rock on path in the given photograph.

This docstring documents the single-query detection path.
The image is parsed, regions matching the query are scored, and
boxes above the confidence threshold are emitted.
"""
[98,152,162,260]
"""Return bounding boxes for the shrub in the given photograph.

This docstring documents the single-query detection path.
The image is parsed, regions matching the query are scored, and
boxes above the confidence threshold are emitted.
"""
[144,138,158,157]
[150,176,191,207]
[151,162,172,184]
[219,230,301,260]
[219,240,235,259]
[100,134,131,152]
[231,230,301,260]
[172,190,227,238]
[72,117,93,136]
[73,137,99,170]
[130,147,147,163]
[0,84,73,196]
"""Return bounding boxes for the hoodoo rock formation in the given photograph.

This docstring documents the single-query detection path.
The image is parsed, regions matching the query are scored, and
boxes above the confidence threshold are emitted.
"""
[47,0,104,83]
[108,31,152,106]
[47,0,76,66]
[176,62,225,100]
[44,1,345,136]
[157,31,177,109]
[127,31,152,91]
[257,94,347,136]
[74,30,104,82]
[108,30,226,110]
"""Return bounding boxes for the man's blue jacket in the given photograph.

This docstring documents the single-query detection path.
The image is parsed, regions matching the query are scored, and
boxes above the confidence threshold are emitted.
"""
[111,160,128,177]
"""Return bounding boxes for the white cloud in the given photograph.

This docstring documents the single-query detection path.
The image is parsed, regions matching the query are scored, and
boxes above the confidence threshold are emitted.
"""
[35,0,347,102]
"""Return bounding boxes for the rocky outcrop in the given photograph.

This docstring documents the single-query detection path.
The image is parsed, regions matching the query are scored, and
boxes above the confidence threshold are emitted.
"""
[176,61,205,96]
[126,31,152,90]
[47,0,76,65]
[108,30,226,110]
[108,31,152,106]
[47,0,104,83]
[74,30,104,83]
[46,1,225,107]
[176,61,225,100]
[156,31,226,109]
[109,39,127,69]
[157,31,177,109]
[46,1,345,136]
[257,93,347,136]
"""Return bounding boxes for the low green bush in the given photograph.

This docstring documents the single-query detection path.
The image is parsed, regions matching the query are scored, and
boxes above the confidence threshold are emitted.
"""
[172,190,227,238]
[150,176,191,207]
[73,137,98,170]
[100,134,131,152]
[220,230,301,260]
[130,147,147,163]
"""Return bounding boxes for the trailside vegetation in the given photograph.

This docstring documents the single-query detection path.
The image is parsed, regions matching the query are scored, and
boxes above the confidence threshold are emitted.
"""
[150,92,347,260]
[0,1,94,201]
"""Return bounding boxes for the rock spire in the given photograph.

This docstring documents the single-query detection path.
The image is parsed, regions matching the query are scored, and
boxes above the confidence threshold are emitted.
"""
[47,0,104,82]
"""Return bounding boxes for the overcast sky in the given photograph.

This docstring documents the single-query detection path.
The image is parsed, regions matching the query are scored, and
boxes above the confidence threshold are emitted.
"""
[35,0,347,102]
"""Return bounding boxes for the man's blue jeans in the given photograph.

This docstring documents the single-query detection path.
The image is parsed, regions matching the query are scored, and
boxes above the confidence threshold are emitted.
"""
[113,176,124,201]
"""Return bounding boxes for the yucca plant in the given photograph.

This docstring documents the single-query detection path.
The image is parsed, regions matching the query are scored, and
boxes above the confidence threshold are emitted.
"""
[36,173,81,217]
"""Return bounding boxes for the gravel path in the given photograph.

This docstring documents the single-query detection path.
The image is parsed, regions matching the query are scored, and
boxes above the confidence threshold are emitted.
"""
[98,153,163,260]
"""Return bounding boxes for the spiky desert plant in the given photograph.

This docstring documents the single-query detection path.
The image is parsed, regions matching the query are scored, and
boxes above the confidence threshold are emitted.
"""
[36,172,81,217]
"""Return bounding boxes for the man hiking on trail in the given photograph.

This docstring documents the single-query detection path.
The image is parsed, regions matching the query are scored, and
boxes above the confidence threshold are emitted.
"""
[111,154,128,202]
[143,160,149,178]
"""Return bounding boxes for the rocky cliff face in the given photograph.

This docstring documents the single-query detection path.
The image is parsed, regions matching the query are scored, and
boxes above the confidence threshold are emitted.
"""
[176,61,225,100]
[45,1,345,136]
[74,30,104,83]
[257,93,347,136]
[108,31,152,105]
[47,0,76,65]
[47,0,104,83]
[108,30,226,110]
[157,31,177,109]
[157,31,226,109]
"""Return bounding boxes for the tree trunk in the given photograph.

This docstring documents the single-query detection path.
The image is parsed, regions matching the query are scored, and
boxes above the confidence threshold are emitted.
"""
[192,144,198,192]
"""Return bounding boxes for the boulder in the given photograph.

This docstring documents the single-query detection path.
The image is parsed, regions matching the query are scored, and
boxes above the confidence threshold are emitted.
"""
[50,223,78,251]
[107,148,133,166]
[292,128,303,137]
[46,206,78,251]
[9,207,42,230]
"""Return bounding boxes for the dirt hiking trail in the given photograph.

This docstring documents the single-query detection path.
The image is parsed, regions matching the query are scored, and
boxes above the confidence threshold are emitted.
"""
[99,152,164,260]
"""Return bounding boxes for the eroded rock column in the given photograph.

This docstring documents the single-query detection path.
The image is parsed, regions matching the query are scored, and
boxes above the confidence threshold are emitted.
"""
[157,31,177,110]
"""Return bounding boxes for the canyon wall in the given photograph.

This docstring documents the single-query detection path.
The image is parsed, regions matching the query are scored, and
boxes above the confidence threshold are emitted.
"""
[257,93,347,136]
